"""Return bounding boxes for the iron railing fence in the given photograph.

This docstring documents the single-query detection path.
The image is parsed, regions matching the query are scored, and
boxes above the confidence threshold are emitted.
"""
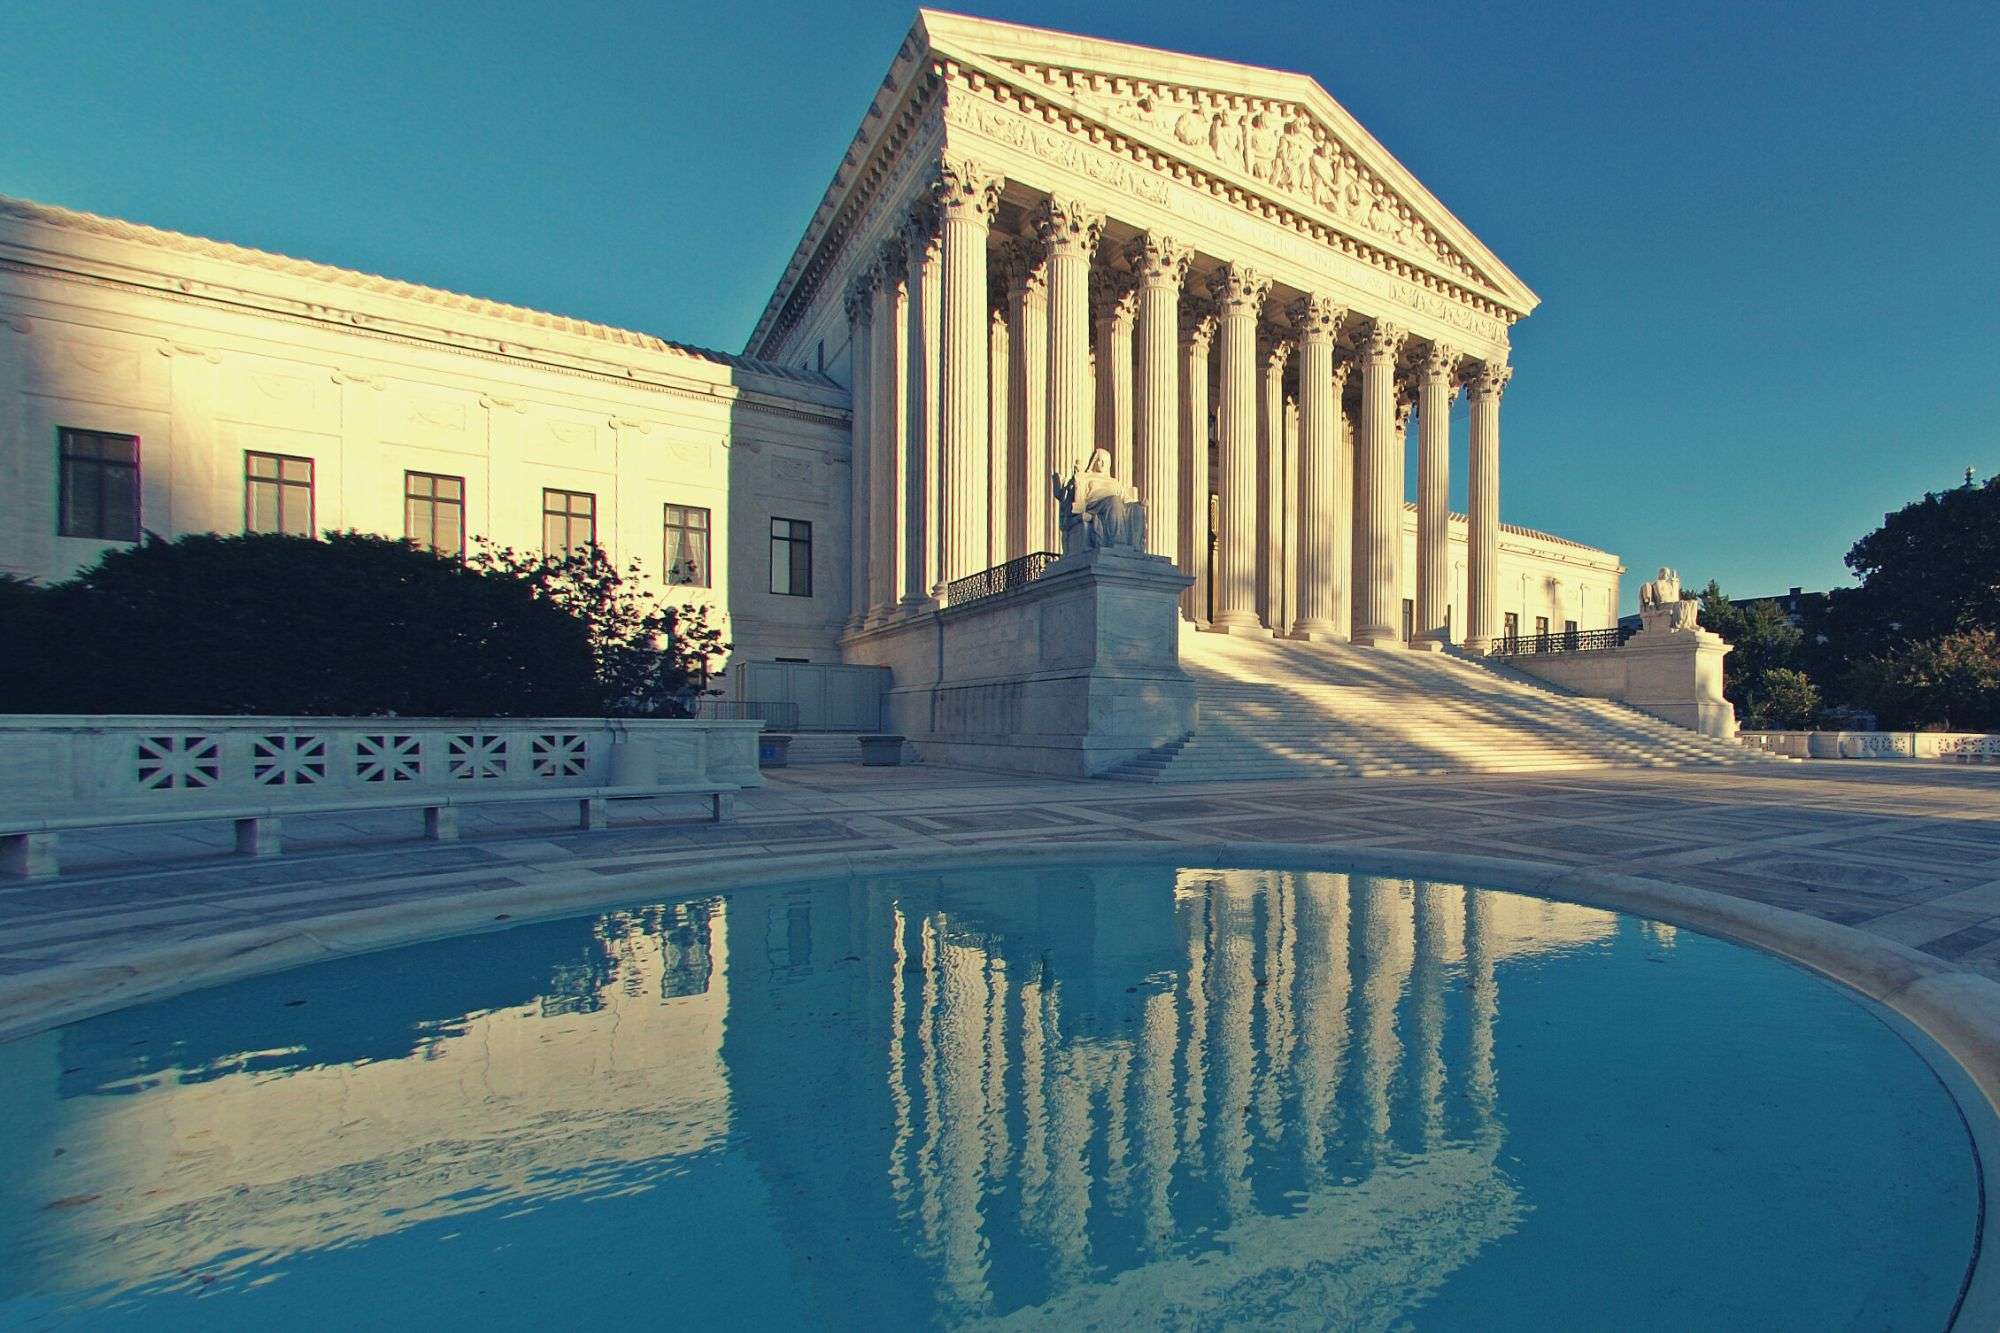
[946,551,1059,607]
[693,699,802,730]
[1478,625,1634,657]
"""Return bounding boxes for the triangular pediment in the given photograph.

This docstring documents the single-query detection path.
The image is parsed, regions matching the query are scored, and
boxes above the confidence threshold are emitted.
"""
[918,10,1538,315]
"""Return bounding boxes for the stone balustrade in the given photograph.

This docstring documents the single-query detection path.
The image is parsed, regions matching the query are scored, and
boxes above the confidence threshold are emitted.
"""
[1740,731,2000,762]
[0,715,764,878]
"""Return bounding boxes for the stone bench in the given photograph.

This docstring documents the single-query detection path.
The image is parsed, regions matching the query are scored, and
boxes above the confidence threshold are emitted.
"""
[0,782,736,880]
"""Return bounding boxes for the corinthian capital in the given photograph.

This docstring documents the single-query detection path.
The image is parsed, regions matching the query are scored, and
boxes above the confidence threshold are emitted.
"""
[900,200,943,266]
[1033,196,1105,257]
[876,234,908,281]
[843,269,877,324]
[1180,295,1218,349]
[1125,232,1192,289]
[1462,358,1513,400]
[1356,318,1407,363]
[999,236,1047,298]
[1287,293,1346,343]
[1419,341,1462,391]
[931,156,1003,225]
[1205,263,1270,317]
[1089,267,1138,323]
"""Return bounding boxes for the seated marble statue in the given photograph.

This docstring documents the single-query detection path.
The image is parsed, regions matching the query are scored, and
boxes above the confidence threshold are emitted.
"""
[1051,448,1147,555]
[1638,565,1702,632]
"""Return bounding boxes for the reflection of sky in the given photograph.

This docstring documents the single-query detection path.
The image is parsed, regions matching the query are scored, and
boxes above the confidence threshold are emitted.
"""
[0,869,1977,1328]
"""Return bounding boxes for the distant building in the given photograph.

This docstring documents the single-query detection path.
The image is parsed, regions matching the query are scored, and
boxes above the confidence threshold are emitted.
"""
[1620,586,1829,636]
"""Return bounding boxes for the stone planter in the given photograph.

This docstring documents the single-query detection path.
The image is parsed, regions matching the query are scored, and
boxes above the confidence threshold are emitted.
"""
[858,735,906,767]
[758,733,793,768]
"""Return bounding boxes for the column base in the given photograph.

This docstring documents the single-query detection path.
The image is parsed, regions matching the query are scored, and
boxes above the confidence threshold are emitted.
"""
[1202,619,1272,637]
[1288,623,1343,642]
[1351,631,1408,650]
[898,594,937,614]
[1410,637,1447,653]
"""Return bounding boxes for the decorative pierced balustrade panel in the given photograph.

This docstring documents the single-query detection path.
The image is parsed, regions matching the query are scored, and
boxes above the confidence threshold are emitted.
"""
[355,734,422,783]
[253,734,327,786]
[531,733,588,778]
[135,735,221,790]
[447,734,508,781]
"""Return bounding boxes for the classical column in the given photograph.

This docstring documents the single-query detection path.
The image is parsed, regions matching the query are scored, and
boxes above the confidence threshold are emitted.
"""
[903,204,944,607]
[1333,388,1355,638]
[869,240,907,623]
[1257,334,1292,630]
[843,273,874,632]
[1128,233,1190,560]
[1180,304,1216,622]
[1350,319,1408,646]
[1464,358,1512,647]
[1415,342,1460,648]
[934,157,1004,586]
[988,303,1010,568]
[1091,269,1137,479]
[1035,197,1104,480]
[1282,394,1300,635]
[1393,386,1417,641]
[1003,239,1050,556]
[1207,264,1270,633]
[1289,295,1344,639]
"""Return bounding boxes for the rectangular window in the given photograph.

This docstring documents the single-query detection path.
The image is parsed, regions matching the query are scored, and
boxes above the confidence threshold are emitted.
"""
[1535,615,1550,638]
[770,517,812,597]
[404,471,465,558]
[245,451,315,537]
[1563,618,1580,649]
[542,488,596,556]
[664,503,712,586]
[1503,611,1520,646]
[1401,598,1414,643]
[58,428,140,541]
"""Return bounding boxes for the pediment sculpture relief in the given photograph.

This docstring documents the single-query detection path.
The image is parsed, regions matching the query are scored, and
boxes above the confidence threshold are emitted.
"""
[994,61,1489,287]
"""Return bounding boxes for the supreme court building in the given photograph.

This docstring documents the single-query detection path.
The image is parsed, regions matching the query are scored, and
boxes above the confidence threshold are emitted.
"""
[0,12,1623,735]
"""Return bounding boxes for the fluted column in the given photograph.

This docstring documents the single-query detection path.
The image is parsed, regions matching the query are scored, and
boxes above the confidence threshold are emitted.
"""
[1128,233,1190,560]
[1282,394,1300,635]
[1091,270,1137,480]
[1332,380,1355,637]
[869,241,907,623]
[1003,240,1049,556]
[987,304,1010,568]
[1257,334,1292,630]
[1290,295,1344,639]
[1351,319,1408,647]
[1035,198,1104,483]
[1207,264,1270,633]
[1179,305,1216,622]
[1415,342,1460,648]
[934,158,1004,586]
[903,205,944,607]
[843,274,874,632]
[1464,358,1511,647]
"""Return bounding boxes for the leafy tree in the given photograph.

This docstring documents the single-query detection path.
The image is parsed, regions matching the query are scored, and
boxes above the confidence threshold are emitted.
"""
[1,533,599,716]
[468,541,727,716]
[1755,668,1822,730]
[1842,630,2000,732]
[1823,474,2000,666]
[1694,581,1815,727]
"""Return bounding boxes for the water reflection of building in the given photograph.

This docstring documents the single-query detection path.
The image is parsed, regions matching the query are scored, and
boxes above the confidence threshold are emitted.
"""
[1,868,1621,1322]
[0,899,730,1297]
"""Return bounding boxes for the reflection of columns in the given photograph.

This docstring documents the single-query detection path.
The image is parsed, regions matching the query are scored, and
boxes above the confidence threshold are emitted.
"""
[1137,987,1180,1255]
[1179,307,1216,623]
[987,306,1009,568]
[903,206,943,605]
[1177,881,1211,1165]
[1465,887,1499,1137]
[1036,197,1104,479]
[1413,882,1448,1148]
[843,275,874,631]
[1357,876,1413,1152]
[1294,872,1351,1182]
[1092,270,1137,479]
[934,158,1003,585]
[1256,334,1292,630]
[1002,241,1049,557]
[1207,265,1270,633]
[1415,343,1460,646]
[1128,233,1189,559]
[1351,319,1408,646]
[870,239,908,623]
[1210,874,1256,1219]
[1464,359,1511,646]
[1290,295,1345,639]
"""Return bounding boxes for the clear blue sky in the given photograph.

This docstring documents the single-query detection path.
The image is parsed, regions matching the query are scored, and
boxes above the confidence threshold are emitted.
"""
[4,1,1995,611]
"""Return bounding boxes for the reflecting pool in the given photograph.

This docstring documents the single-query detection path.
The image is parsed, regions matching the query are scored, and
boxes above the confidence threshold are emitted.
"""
[0,866,1980,1328]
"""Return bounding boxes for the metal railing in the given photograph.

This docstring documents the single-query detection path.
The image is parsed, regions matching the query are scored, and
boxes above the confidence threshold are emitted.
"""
[693,699,802,730]
[1479,626,1634,657]
[945,551,1059,607]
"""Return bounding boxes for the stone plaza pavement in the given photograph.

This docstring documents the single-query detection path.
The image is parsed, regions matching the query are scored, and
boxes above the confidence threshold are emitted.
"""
[5,759,2000,1013]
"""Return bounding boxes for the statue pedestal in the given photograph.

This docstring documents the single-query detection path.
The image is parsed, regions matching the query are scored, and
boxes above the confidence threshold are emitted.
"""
[841,546,1195,778]
[1503,626,1737,740]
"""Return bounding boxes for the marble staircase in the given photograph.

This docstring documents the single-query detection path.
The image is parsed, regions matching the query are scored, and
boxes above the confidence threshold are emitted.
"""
[1101,629,1779,782]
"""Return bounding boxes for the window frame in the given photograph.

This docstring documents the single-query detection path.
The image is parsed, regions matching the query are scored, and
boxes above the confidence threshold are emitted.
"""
[664,502,713,588]
[56,427,141,542]
[542,487,597,556]
[769,516,813,597]
[243,450,316,538]
[404,470,466,559]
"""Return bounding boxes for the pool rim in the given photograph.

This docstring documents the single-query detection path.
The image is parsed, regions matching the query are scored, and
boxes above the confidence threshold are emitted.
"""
[5,839,1999,1326]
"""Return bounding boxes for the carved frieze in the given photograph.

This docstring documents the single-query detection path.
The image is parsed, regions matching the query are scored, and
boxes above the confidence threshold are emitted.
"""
[947,98,1170,206]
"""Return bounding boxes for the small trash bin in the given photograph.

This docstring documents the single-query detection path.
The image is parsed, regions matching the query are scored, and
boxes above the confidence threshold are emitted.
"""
[758,733,793,768]
[858,734,906,766]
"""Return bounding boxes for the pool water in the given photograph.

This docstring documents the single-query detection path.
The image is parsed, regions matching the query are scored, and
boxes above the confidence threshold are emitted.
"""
[0,865,1980,1328]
